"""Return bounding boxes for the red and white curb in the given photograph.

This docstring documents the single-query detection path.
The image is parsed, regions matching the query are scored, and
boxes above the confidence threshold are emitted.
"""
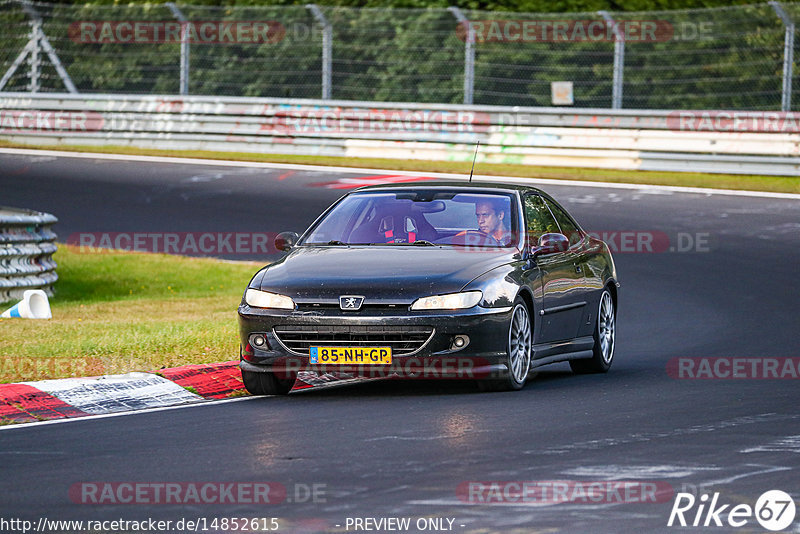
[0,362,372,425]
[21,373,200,415]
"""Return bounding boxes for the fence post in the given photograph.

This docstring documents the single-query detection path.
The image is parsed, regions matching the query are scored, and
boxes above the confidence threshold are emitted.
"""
[0,41,33,91]
[28,19,40,93]
[770,1,794,111]
[306,4,332,100]
[447,7,474,105]
[166,3,190,95]
[598,10,624,109]
[9,0,78,93]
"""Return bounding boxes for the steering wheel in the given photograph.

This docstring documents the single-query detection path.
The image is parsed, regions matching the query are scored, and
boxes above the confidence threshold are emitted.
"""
[453,230,501,247]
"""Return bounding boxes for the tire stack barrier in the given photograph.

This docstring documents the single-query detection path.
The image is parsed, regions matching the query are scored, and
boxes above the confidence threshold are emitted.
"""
[0,207,58,303]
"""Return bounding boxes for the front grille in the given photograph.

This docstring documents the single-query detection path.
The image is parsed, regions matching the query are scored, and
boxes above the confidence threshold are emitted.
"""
[296,303,404,311]
[273,325,434,356]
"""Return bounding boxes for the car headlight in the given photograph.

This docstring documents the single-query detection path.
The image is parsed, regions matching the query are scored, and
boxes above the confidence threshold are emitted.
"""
[245,288,295,310]
[410,291,482,311]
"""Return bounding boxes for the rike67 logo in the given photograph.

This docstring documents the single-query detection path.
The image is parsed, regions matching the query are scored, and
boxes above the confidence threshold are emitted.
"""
[668,490,796,531]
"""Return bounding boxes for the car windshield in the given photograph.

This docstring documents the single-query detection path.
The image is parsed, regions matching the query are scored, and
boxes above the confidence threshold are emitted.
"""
[302,191,517,247]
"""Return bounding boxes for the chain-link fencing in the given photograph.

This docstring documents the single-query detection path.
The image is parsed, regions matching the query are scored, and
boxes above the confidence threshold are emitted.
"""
[0,0,798,110]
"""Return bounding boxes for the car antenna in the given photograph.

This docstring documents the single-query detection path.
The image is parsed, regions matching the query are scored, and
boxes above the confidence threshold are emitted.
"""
[468,141,480,183]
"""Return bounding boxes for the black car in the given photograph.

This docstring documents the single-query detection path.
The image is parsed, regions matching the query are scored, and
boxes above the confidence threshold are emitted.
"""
[238,182,619,394]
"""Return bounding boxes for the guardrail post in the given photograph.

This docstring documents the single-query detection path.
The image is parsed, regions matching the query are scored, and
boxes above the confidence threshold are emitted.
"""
[306,4,332,100]
[769,1,795,111]
[599,10,624,109]
[28,19,41,93]
[448,7,474,105]
[166,3,190,95]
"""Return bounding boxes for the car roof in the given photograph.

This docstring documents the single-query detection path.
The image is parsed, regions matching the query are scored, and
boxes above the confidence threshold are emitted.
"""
[352,180,546,195]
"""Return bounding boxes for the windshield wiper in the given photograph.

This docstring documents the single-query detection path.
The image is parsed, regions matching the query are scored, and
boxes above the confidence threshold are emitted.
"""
[326,240,348,246]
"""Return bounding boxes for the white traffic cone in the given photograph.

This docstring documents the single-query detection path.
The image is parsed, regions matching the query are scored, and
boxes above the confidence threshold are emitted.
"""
[1,289,52,319]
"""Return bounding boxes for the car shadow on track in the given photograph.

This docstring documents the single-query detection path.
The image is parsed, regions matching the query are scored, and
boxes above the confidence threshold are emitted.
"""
[285,366,603,398]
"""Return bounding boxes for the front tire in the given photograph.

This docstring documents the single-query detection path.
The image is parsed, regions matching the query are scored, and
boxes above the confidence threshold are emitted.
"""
[242,369,295,395]
[570,288,615,374]
[480,297,532,391]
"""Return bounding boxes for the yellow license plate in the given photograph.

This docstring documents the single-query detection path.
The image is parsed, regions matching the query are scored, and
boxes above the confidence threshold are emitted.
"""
[309,346,392,365]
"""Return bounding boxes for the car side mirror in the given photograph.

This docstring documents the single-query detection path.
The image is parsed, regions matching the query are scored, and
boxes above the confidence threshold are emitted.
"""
[275,231,299,252]
[530,232,569,258]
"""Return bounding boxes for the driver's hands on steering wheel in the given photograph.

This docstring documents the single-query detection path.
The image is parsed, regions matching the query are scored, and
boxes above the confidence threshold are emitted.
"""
[453,229,501,247]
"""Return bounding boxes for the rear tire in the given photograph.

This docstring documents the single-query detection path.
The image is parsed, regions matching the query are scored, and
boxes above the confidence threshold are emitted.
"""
[479,297,532,391]
[242,369,295,395]
[570,289,615,374]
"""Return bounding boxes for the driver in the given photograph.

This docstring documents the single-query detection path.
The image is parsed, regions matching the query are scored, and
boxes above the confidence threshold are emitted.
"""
[475,199,511,245]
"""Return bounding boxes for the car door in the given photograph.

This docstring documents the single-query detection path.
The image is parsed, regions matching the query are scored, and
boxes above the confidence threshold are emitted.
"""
[522,194,586,343]
[543,196,597,339]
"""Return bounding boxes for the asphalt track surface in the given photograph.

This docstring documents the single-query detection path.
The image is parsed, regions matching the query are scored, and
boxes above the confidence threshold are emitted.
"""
[1,151,799,533]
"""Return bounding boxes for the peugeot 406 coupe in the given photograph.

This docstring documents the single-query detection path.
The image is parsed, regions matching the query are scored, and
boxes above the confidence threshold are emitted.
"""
[238,182,619,394]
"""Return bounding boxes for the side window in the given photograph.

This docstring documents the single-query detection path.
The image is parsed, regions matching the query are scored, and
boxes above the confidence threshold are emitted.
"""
[545,198,582,247]
[523,195,559,244]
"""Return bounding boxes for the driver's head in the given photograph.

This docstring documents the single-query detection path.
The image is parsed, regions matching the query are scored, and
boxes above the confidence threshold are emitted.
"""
[475,199,505,236]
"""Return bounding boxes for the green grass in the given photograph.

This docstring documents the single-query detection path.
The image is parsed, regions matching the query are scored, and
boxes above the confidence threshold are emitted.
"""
[1,139,798,194]
[0,245,261,383]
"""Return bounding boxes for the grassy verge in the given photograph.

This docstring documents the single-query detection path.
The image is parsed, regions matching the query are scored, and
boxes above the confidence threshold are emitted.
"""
[0,244,261,383]
[1,139,797,194]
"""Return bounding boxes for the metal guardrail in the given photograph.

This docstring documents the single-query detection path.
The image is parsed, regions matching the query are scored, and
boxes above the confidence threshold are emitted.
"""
[0,206,58,303]
[0,93,799,176]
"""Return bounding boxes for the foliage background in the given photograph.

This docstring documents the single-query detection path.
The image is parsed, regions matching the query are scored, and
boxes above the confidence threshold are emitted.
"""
[0,0,796,109]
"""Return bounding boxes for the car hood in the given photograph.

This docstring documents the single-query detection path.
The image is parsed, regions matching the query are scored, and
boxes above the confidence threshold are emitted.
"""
[254,245,516,302]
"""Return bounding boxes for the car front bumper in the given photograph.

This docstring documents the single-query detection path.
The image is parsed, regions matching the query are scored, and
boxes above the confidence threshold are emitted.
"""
[238,304,513,380]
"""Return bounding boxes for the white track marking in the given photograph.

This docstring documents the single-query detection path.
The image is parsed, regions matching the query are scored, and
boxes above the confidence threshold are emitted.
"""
[561,465,719,479]
[741,435,800,454]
